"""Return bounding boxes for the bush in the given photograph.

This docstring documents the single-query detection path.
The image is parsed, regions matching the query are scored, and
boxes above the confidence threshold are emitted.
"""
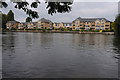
[93,30,99,32]
[11,27,17,30]
[102,29,114,32]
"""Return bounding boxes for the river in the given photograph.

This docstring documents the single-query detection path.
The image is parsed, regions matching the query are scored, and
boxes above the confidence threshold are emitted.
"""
[1,32,119,78]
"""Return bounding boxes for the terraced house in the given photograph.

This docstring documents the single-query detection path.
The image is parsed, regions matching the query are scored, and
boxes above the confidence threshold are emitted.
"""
[37,18,53,29]
[72,17,111,30]
[6,17,111,31]
[6,21,20,29]
[53,22,72,29]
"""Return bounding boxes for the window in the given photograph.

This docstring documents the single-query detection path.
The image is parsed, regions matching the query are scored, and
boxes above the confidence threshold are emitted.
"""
[102,22,104,24]
[96,26,100,27]
[97,22,99,24]
[64,24,66,26]
[101,25,104,27]
[56,24,59,26]
[80,24,82,26]
[80,27,85,29]
[105,28,109,30]
[105,25,109,26]
[96,20,100,24]
[67,24,69,26]
[69,24,72,26]
[75,20,79,25]
[85,25,89,27]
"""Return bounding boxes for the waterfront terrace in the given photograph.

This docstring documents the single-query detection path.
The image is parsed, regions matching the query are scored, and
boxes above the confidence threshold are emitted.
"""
[6,17,111,31]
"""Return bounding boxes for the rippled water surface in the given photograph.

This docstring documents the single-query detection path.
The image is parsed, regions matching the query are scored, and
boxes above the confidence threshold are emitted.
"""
[2,32,120,78]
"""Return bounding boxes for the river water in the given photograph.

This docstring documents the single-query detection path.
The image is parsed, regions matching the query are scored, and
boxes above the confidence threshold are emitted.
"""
[1,32,119,78]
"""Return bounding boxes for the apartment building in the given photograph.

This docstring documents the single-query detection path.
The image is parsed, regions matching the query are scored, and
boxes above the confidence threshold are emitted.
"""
[72,17,111,30]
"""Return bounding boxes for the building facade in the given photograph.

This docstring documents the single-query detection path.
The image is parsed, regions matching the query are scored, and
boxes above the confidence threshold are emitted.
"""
[6,17,111,31]
[6,21,20,29]
[72,17,111,30]
[53,22,72,30]
[37,18,53,29]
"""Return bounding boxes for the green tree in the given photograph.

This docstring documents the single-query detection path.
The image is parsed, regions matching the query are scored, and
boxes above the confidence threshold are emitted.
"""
[1,0,73,19]
[2,13,7,29]
[114,14,120,35]
[1,10,14,29]
[26,17,32,22]
[0,12,2,28]
[7,10,14,21]
[111,22,116,30]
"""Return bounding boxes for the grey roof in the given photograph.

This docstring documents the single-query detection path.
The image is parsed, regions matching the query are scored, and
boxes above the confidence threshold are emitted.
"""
[38,18,52,23]
[62,22,72,24]
[73,17,110,22]
[54,22,60,24]
[54,22,72,25]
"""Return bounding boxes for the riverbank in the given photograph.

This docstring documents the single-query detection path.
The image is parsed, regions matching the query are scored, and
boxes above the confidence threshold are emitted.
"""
[3,30,115,35]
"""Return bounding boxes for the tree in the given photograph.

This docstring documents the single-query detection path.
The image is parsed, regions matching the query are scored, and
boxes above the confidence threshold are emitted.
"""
[1,0,73,19]
[2,13,7,29]
[26,17,32,22]
[1,10,14,29]
[0,12,2,27]
[114,14,120,35]
[7,10,14,21]
[111,22,116,30]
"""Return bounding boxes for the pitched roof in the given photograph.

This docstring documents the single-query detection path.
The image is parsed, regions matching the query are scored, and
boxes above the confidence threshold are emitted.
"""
[62,22,72,25]
[38,18,52,23]
[54,22,60,24]
[73,17,110,22]
[62,22,72,24]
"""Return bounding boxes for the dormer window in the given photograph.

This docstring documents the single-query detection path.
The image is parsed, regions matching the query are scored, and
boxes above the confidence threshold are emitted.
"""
[96,20,100,25]
[101,19,105,24]
[75,20,79,25]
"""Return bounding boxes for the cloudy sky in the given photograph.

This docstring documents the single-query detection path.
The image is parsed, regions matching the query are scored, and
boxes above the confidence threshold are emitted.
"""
[1,0,119,22]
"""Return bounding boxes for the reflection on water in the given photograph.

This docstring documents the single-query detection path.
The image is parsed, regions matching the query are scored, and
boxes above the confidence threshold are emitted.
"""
[113,36,120,78]
[2,32,119,78]
[0,31,2,79]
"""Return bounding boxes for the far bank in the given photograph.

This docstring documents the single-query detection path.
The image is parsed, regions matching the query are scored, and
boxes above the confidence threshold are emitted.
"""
[2,30,115,35]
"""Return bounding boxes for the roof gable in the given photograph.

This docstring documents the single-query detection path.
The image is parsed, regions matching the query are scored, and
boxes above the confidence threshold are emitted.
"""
[38,18,52,23]
[73,17,110,22]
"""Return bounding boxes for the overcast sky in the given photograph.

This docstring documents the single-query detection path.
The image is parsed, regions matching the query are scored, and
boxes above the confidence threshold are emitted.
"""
[1,0,119,22]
